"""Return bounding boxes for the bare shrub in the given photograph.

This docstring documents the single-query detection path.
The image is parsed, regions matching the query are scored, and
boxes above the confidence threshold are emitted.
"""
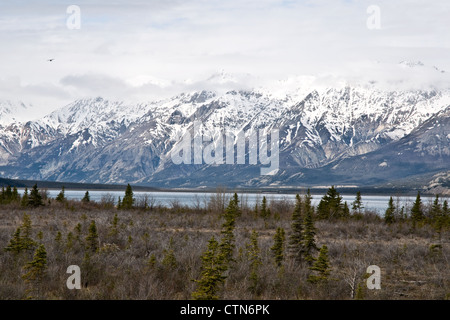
[0,195,448,300]
[135,193,157,210]
[269,197,294,219]
[100,193,116,209]
[40,188,50,201]
[208,187,229,214]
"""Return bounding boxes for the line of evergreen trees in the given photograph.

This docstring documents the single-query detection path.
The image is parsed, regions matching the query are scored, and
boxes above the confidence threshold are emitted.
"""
[191,186,449,300]
[192,189,334,300]
[0,184,45,208]
[1,183,449,230]
[0,185,20,204]
[384,192,450,235]
[314,186,449,231]
[2,183,448,299]
[192,193,240,299]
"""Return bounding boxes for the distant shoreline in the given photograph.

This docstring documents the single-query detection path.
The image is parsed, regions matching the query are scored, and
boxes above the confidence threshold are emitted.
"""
[2,175,447,196]
[2,179,440,196]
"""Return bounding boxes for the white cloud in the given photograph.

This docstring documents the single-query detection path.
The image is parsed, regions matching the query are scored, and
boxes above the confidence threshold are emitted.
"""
[0,0,449,114]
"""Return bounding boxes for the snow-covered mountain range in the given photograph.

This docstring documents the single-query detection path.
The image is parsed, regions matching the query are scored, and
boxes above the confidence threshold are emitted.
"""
[0,72,449,190]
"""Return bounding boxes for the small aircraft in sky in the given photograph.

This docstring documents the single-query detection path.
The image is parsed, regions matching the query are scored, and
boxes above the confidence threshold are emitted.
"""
[47,58,55,62]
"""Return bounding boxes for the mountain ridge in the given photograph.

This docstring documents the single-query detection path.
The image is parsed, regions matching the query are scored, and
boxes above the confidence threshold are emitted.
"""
[0,78,449,190]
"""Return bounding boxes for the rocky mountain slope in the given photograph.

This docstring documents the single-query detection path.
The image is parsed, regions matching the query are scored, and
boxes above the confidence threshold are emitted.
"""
[0,74,449,189]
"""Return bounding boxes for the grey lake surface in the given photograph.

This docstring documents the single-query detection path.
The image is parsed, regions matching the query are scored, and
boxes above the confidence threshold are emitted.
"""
[17,189,445,215]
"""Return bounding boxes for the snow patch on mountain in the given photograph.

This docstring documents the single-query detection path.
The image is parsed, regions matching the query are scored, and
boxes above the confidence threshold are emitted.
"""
[0,100,31,125]
[0,71,449,185]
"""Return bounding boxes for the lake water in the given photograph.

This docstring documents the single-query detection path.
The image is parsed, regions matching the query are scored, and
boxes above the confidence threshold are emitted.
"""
[18,189,445,214]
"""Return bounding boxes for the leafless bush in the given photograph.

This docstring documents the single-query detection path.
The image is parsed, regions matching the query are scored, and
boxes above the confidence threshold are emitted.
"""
[169,199,182,211]
[135,193,157,210]
[208,187,229,214]
[269,197,294,219]
[100,193,116,209]
[40,188,50,201]
[0,197,448,300]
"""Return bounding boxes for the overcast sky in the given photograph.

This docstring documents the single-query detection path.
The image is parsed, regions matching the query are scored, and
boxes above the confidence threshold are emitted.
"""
[1,0,449,116]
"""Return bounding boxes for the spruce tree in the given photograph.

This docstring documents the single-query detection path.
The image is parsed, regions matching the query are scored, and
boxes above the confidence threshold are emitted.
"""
[54,231,63,259]
[351,191,364,214]
[21,187,29,207]
[317,186,343,220]
[317,194,328,219]
[55,186,66,202]
[109,213,119,238]
[85,220,99,253]
[126,235,133,249]
[399,206,405,221]
[22,244,47,283]
[162,237,177,269]
[431,195,445,237]
[147,254,157,269]
[342,201,350,219]
[4,213,36,253]
[28,184,43,207]
[74,223,82,242]
[20,213,36,251]
[411,191,424,227]
[253,203,259,217]
[4,228,23,254]
[12,186,19,202]
[37,231,43,242]
[220,196,238,264]
[384,196,396,224]
[289,194,304,262]
[4,186,13,203]
[355,282,365,300]
[55,231,62,246]
[443,200,449,228]
[232,192,241,217]
[192,236,227,300]
[260,196,269,219]
[65,232,74,252]
[430,195,441,221]
[121,184,135,209]
[302,191,318,265]
[271,227,285,267]
[307,245,332,284]
[82,191,90,203]
[247,230,262,294]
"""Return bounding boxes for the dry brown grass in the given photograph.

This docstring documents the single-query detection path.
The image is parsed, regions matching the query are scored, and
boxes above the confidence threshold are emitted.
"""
[0,198,448,300]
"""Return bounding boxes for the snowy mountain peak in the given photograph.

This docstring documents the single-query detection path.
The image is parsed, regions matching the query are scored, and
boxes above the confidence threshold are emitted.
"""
[399,60,425,68]
[0,79,449,187]
[37,97,153,136]
[397,60,447,75]
[0,100,30,125]
[433,66,446,73]
[207,70,241,84]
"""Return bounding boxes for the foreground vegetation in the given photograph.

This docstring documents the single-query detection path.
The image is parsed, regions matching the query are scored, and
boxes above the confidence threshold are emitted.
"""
[0,184,448,300]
